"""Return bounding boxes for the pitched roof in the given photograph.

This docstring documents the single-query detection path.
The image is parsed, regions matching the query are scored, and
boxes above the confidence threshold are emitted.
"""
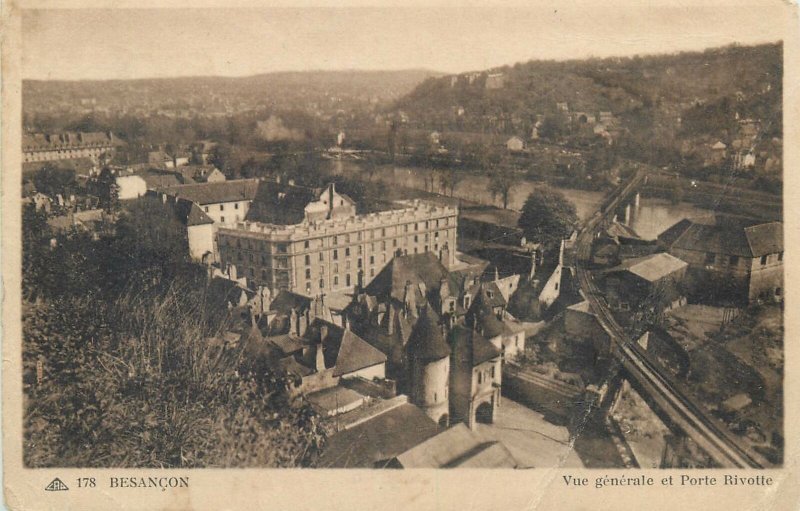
[206,277,255,310]
[269,290,312,314]
[659,218,783,258]
[606,221,641,241]
[406,306,450,361]
[317,403,441,468]
[333,329,387,376]
[245,181,318,225]
[608,252,688,282]
[744,222,783,257]
[172,197,214,226]
[392,424,516,468]
[141,173,184,189]
[447,441,518,468]
[366,253,450,304]
[157,178,259,205]
[266,333,307,356]
[448,324,501,366]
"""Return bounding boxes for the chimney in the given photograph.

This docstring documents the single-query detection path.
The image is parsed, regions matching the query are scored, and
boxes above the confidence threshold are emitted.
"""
[403,281,416,315]
[529,253,537,279]
[300,309,310,336]
[290,308,299,335]
[315,344,326,372]
[387,306,395,335]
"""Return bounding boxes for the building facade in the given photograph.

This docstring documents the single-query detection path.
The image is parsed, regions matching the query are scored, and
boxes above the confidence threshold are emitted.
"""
[217,184,458,296]
[23,132,117,163]
[658,218,783,304]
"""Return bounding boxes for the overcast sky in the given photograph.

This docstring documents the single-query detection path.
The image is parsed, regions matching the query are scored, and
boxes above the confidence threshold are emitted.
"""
[22,3,788,81]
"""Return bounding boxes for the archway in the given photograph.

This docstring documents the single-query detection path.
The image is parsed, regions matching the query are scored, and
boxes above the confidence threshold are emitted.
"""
[438,414,449,428]
[476,402,494,424]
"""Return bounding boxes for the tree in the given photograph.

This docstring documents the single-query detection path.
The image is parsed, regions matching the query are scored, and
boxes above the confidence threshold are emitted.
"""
[538,114,566,140]
[91,167,120,213]
[32,164,76,198]
[487,169,517,209]
[518,187,578,248]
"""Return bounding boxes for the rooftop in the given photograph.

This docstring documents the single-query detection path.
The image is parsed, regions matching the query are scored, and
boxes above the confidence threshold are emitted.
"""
[156,178,260,205]
[658,218,783,258]
[392,424,517,468]
[608,252,688,282]
[317,402,441,468]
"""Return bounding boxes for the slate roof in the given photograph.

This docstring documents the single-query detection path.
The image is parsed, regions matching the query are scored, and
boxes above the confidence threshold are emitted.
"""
[300,319,386,376]
[266,333,307,356]
[608,252,688,283]
[23,131,116,150]
[406,306,450,361]
[333,330,388,377]
[172,197,214,226]
[472,304,512,339]
[448,324,501,366]
[366,253,451,304]
[606,221,641,241]
[141,173,184,189]
[157,178,259,205]
[317,403,441,468]
[269,290,312,315]
[245,181,319,225]
[392,424,517,468]
[206,277,255,310]
[658,218,783,258]
[450,442,519,468]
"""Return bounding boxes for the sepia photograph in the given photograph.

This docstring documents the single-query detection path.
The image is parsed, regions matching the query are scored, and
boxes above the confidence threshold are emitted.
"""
[14,4,789,473]
[4,3,799,509]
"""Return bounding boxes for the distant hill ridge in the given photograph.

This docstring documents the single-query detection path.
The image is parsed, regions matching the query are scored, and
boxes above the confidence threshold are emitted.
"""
[393,43,781,138]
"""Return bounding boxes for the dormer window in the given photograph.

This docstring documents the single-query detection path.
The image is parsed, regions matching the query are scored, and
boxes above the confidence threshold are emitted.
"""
[463,295,471,308]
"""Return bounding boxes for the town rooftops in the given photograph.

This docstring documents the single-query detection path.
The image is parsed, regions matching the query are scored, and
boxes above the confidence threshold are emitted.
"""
[245,181,319,225]
[658,218,783,258]
[366,253,451,304]
[155,178,260,205]
[607,252,688,283]
[317,402,441,468]
[23,131,117,151]
[298,319,386,376]
[391,424,518,468]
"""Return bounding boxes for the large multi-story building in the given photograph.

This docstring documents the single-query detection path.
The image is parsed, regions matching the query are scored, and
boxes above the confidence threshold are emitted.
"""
[23,131,118,163]
[217,182,458,296]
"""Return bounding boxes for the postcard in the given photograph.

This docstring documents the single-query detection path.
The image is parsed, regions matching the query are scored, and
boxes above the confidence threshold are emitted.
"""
[2,1,799,510]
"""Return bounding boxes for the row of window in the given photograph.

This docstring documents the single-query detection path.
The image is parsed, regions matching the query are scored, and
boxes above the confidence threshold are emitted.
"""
[204,202,243,213]
[703,251,784,267]
[220,226,454,255]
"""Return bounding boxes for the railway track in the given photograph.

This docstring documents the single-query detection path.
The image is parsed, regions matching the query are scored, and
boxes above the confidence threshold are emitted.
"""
[574,171,766,468]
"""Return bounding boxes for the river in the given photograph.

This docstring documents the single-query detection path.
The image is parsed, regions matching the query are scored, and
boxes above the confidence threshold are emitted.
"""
[329,161,713,241]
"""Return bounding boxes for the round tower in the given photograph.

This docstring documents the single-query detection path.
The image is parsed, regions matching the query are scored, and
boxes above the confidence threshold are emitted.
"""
[406,306,451,426]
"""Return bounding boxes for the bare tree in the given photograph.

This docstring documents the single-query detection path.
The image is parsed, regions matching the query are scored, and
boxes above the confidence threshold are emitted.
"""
[488,169,517,209]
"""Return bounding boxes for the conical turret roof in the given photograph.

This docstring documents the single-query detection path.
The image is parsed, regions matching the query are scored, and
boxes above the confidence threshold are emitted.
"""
[406,305,450,361]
